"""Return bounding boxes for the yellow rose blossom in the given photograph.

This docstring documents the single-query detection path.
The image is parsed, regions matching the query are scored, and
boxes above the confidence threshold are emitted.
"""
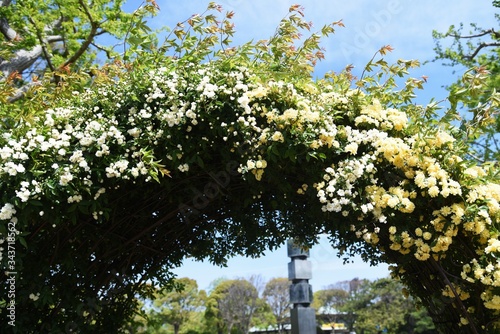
[386,108,408,131]
[256,159,267,169]
[296,100,310,112]
[303,83,318,94]
[482,291,500,310]
[271,131,284,142]
[428,186,440,197]
[252,169,264,181]
[246,160,256,170]
[434,131,455,147]
[442,284,470,300]
[303,110,320,122]
[390,243,402,251]
[345,142,358,155]
[246,85,268,98]
[309,140,320,149]
[258,132,268,144]
[485,238,500,254]
[281,108,298,121]
[464,166,487,179]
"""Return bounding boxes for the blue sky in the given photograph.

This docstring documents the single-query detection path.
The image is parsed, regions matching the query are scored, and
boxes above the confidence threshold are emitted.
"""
[141,0,498,292]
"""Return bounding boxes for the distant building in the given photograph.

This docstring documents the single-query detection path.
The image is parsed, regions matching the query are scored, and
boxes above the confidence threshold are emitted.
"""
[249,324,291,333]
[249,323,352,334]
[249,306,355,333]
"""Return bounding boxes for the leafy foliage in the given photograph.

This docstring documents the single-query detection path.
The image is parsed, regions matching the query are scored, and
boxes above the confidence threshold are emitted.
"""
[205,279,269,334]
[338,278,436,334]
[0,0,160,103]
[313,286,349,326]
[432,2,500,162]
[140,277,206,334]
[0,2,499,333]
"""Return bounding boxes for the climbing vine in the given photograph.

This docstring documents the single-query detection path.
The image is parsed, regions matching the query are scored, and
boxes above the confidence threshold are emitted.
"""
[0,4,499,333]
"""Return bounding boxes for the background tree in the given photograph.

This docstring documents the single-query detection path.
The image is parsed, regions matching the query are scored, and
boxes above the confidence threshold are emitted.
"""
[0,0,158,102]
[432,1,500,162]
[248,274,266,297]
[340,278,436,334]
[313,286,349,329]
[331,278,367,332]
[205,278,269,334]
[248,275,275,331]
[263,277,291,333]
[146,277,206,334]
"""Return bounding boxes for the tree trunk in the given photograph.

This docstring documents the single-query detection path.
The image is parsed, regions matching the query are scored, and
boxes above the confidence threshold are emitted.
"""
[0,45,42,77]
[0,17,17,40]
[379,231,482,333]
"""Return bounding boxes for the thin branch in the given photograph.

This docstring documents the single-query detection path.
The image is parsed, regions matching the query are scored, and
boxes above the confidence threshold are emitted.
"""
[28,17,56,73]
[61,27,98,68]
[46,35,64,43]
[465,42,500,60]
[430,257,478,334]
[61,0,99,68]
[91,41,113,59]
[44,16,64,35]
[448,28,500,39]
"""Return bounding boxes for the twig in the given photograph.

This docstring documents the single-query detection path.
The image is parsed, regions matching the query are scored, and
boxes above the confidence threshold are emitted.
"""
[60,0,99,68]
[28,17,56,73]
[448,28,499,39]
[430,256,478,334]
[465,42,500,60]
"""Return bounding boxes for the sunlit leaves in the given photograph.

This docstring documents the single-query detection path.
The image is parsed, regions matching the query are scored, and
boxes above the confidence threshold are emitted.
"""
[0,2,499,333]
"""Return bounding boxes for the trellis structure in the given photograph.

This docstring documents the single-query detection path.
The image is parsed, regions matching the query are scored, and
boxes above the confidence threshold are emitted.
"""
[0,5,499,333]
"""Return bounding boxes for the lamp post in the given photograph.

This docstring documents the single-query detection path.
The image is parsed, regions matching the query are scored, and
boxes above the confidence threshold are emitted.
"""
[287,239,317,334]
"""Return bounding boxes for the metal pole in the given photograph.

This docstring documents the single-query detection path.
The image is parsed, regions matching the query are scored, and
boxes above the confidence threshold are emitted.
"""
[287,239,317,334]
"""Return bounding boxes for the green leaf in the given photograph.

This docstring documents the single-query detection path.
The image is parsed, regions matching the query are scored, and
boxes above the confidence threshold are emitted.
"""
[18,236,28,249]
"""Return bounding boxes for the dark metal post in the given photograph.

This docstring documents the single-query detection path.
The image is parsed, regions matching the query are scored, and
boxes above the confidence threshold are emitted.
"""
[287,239,317,334]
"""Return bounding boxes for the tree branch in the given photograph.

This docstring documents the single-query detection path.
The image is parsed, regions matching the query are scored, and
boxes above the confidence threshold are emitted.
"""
[465,42,500,60]
[430,257,479,334]
[0,45,43,77]
[91,41,113,59]
[0,17,18,40]
[61,0,99,68]
[28,17,56,73]
[0,0,12,8]
[0,1,14,40]
[448,28,499,39]
[46,35,64,43]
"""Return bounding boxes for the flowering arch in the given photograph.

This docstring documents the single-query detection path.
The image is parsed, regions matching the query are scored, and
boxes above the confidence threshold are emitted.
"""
[0,5,499,333]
